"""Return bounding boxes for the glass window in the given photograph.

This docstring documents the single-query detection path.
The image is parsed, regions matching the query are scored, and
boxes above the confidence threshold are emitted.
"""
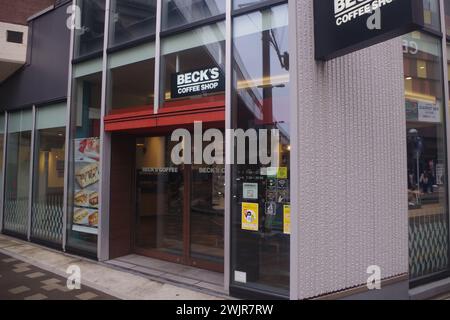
[160,22,225,106]
[161,0,225,31]
[74,0,106,58]
[231,4,290,295]
[107,43,155,111]
[444,0,450,36]
[423,0,441,31]
[3,110,33,237]
[0,115,5,210]
[66,67,102,255]
[109,0,157,47]
[403,32,449,281]
[233,0,265,10]
[31,104,66,245]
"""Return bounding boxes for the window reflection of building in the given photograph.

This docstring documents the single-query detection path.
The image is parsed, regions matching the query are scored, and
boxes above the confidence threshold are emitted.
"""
[74,0,106,58]
[109,0,157,47]
[231,4,290,295]
[161,0,225,30]
[403,32,450,281]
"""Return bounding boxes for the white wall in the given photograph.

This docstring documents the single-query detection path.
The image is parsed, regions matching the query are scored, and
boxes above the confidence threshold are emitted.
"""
[292,0,408,299]
[0,22,28,82]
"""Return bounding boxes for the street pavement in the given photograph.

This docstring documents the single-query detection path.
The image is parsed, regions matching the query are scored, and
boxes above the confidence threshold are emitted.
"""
[0,251,117,300]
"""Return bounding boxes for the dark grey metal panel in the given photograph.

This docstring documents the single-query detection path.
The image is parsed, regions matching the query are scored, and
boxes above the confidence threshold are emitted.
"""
[0,3,70,110]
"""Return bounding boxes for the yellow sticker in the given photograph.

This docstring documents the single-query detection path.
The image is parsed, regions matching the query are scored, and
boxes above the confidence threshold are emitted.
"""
[242,203,259,231]
[277,167,288,179]
[283,205,291,235]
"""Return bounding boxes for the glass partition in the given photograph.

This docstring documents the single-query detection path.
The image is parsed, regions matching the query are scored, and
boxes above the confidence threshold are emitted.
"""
[66,65,102,255]
[109,0,157,47]
[74,0,106,58]
[160,22,225,106]
[161,0,225,31]
[31,104,66,245]
[107,43,156,111]
[3,110,33,237]
[231,4,290,296]
[404,32,450,281]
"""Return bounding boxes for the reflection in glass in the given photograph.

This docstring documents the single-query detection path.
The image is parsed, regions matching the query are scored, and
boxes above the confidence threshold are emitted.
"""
[233,0,265,10]
[231,4,290,295]
[66,71,102,255]
[31,104,66,245]
[161,0,225,30]
[404,32,449,280]
[160,22,225,105]
[74,0,106,58]
[444,0,450,36]
[423,0,441,31]
[3,110,33,236]
[109,0,157,47]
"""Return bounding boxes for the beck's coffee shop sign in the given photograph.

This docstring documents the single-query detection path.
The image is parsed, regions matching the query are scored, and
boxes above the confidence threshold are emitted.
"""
[171,67,225,99]
[314,0,426,60]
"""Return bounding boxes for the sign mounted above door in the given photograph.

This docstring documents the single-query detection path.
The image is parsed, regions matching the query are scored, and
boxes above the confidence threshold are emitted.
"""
[314,0,427,60]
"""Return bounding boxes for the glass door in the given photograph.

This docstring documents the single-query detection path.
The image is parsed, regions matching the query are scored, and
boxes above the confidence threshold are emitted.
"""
[135,136,184,262]
[189,163,224,271]
[134,135,224,272]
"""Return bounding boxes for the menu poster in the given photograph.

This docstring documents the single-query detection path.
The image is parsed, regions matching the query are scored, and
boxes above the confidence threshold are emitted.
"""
[72,137,100,235]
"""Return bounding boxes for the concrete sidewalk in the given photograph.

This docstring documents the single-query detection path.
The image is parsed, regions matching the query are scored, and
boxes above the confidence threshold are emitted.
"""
[0,235,225,300]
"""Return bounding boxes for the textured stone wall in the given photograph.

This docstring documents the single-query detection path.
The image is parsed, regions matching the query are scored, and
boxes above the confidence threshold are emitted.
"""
[292,0,408,299]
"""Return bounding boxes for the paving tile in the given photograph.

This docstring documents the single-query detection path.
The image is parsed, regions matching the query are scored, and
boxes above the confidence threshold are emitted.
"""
[24,293,48,300]
[25,272,46,279]
[13,262,30,268]
[76,292,98,300]
[13,267,31,273]
[41,278,61,285]
[9,286,31,295]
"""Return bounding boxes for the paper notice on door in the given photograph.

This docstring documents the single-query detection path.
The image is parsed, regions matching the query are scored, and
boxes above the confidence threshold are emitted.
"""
[283,205,291,235]
[242,202,259,231]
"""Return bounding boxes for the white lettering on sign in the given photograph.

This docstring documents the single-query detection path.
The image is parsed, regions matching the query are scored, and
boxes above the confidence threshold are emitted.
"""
[334,0,395,26]
[173,67,223,98]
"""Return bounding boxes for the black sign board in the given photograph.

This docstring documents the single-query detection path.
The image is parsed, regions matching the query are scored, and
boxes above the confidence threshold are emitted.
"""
[314,0,425,60]
[171,67,225,99]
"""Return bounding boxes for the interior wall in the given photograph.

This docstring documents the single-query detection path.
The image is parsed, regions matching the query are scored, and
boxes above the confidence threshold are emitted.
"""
[292,0,408,299]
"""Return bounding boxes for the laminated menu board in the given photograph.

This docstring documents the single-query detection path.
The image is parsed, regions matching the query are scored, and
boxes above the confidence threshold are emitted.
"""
[72,137,100,235]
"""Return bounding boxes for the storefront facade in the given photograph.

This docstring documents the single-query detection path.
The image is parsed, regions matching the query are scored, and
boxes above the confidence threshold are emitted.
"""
[2,0,450,300]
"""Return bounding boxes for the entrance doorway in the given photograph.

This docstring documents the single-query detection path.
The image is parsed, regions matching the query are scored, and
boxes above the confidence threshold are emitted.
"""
[134,135,224,272]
